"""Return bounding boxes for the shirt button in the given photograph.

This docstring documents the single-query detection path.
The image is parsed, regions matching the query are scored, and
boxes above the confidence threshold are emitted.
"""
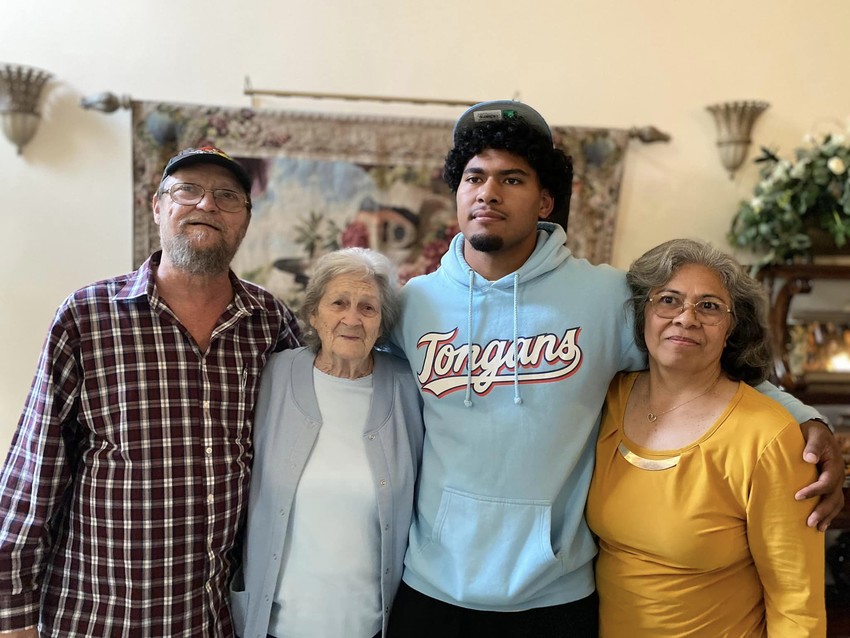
[207,494,214,503]
[384,523,390,530]
[205,447,213,456]
[380,480,386,487]
[368,434,375,440]
[279,509,286,516]
[203,401,210,409]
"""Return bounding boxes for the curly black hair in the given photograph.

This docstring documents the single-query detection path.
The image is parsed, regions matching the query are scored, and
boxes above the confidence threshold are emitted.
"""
[443,119,574,229]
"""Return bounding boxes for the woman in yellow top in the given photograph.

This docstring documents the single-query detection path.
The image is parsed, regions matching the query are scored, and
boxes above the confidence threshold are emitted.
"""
[586,239,825,637]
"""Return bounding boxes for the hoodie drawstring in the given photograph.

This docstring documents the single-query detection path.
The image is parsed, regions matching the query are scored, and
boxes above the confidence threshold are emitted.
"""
[464,269,523,407]
[464,268,474,407]
[512,273,522,405]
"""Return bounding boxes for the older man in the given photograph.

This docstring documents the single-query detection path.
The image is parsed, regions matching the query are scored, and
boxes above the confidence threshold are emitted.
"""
[0,147,300,637]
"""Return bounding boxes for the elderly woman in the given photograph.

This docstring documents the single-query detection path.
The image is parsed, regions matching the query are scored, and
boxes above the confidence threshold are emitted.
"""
[230,248,424,638]
[586,239,826,637]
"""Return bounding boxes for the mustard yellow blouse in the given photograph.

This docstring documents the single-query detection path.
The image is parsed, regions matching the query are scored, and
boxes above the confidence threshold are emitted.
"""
[586,372,825,637]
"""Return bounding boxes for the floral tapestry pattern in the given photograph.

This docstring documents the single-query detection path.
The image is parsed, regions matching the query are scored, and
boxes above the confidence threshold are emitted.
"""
[132,100,630,311]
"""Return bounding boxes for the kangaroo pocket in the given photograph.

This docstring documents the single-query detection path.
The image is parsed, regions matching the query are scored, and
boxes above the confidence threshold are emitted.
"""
[418,487,563,606]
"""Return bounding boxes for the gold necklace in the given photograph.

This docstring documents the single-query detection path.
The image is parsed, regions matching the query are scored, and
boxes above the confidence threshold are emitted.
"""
[646,374,722,422]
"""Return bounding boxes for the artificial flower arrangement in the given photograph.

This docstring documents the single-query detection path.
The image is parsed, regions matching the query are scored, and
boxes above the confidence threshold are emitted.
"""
[728,132,850,267]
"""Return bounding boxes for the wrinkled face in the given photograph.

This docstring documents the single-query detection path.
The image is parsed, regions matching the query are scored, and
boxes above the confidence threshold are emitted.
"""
[152,164,250,276]
[644,263,733,374]
[456,148,553,257]
[310,274,383,367]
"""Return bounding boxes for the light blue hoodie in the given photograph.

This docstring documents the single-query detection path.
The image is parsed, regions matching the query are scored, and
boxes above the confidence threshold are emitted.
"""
[392,222,645,610]
[393,222,823,612]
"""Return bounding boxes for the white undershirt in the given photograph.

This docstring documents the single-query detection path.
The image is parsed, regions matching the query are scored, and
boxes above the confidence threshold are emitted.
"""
[268,367,381,638]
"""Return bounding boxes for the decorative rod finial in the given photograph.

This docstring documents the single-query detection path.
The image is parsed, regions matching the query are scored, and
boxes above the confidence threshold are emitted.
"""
[80,91,132,113]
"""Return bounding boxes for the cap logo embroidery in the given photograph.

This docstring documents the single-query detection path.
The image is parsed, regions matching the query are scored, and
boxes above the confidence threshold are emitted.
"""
[473,109,505,123]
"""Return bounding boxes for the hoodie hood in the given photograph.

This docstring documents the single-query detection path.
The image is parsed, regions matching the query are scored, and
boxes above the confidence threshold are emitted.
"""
[440,221,571,290]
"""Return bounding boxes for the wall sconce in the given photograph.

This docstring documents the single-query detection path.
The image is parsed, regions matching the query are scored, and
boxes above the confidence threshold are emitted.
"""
[705,100,769,179]
[0,64,52,155]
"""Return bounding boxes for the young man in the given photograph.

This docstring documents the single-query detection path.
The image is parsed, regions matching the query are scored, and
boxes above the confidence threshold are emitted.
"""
[0,147,301,637]
[388,101,843,637]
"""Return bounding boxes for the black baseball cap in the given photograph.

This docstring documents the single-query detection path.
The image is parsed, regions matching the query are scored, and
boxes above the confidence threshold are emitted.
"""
[452,100,553,147]
[162,146,252,194]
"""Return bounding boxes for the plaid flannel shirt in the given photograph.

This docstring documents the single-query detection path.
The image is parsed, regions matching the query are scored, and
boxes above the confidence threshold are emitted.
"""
[0,252,301,637]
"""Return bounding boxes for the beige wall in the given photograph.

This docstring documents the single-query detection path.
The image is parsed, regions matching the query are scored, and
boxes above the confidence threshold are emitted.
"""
[1,0,849,450]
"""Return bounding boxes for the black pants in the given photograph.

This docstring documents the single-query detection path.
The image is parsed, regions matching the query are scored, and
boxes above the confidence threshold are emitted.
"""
[268,633,380,637]
[386,582,599,638]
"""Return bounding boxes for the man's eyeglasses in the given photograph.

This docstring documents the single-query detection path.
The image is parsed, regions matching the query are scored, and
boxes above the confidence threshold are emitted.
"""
[648,294,732,325]
[161,182,249,213]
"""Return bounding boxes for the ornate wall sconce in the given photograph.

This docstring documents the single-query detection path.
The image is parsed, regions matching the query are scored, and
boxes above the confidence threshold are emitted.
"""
[706,100,770,179]
[0,64,52,154]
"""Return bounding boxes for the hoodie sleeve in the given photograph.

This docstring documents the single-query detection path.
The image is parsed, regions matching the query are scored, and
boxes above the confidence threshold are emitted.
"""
[612,270,648,373]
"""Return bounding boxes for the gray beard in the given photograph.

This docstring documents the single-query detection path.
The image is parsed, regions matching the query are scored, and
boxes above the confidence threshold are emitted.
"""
[467,234,504,253]
[160,233,239,276]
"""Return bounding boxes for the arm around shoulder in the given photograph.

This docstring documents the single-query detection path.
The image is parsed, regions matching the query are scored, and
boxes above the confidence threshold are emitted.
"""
[754,381,843,529]
[747,423,827,636]
[753,380,825,424]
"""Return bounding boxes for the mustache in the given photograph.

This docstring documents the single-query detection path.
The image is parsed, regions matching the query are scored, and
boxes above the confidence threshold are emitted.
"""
[470,206,506,218]
[179,217,222,231]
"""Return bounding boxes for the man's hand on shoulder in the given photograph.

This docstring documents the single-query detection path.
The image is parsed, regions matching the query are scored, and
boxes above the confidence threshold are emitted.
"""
[0,629,39,638]
[796,419,846,531]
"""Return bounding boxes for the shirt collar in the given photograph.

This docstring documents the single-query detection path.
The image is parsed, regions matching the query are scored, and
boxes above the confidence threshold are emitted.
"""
[112,251,273,315]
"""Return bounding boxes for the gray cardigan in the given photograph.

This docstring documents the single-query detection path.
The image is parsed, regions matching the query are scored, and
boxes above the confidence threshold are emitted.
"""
[230,347,424,638]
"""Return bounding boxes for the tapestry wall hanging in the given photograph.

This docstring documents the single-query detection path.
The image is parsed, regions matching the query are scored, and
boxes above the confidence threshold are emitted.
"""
[132,100,630,311]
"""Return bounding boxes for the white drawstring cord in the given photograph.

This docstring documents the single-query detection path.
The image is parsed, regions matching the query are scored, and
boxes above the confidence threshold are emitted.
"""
[512,273,522,405]
[464,268,474,408]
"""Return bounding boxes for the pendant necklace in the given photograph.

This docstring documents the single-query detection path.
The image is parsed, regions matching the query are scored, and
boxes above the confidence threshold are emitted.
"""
[646,374,722,423]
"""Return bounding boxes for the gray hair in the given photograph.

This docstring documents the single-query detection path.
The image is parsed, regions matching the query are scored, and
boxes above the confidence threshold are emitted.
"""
[299,248,401,352]
[626,238,772,384]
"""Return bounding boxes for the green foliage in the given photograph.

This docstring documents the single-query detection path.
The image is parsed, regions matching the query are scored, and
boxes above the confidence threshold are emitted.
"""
[728,134,850,266]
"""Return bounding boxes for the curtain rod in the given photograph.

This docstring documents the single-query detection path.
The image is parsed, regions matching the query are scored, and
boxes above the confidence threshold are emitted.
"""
[78,86,672,144]
[244,77,477,108]
[242,78,671,143]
